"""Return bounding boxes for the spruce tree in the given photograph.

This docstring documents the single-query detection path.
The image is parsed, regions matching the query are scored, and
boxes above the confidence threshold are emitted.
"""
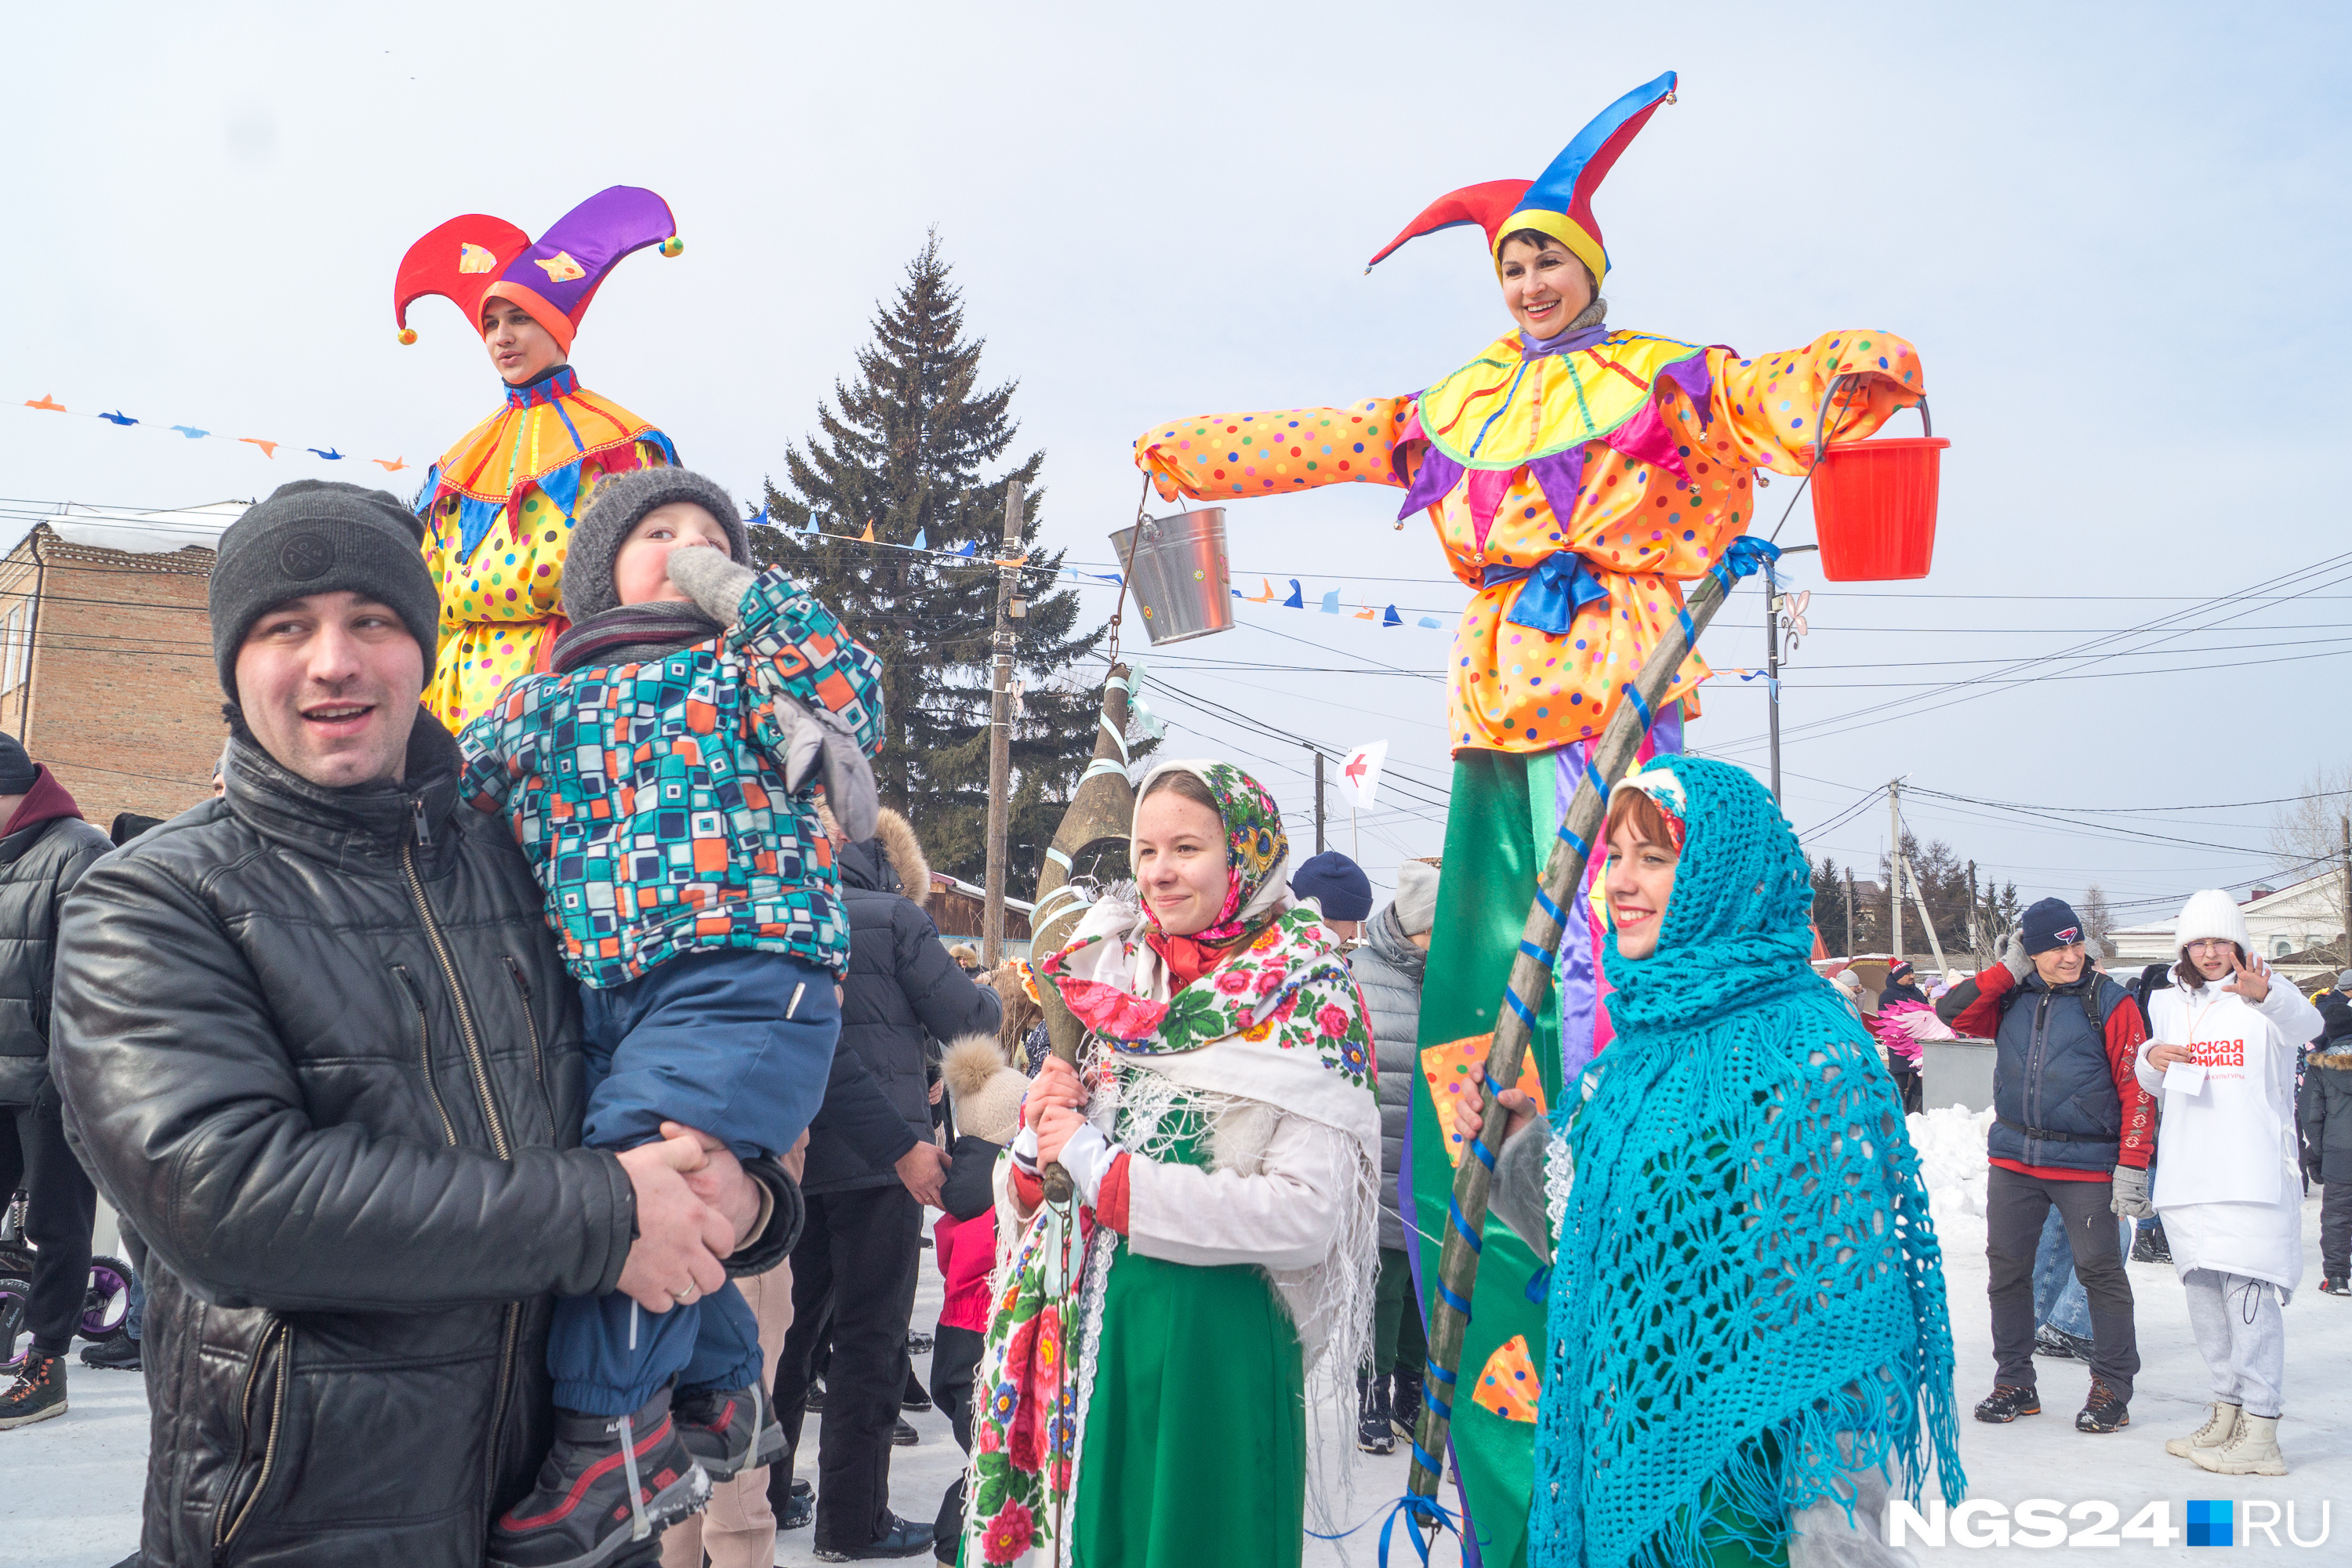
[753,232,1108,886]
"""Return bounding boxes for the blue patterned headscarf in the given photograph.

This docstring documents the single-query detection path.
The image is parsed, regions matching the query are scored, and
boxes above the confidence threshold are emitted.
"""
[1531,757,1963,1568]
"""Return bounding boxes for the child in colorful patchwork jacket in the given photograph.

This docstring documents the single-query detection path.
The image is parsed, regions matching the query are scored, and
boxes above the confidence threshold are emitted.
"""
[459,466,884,1568]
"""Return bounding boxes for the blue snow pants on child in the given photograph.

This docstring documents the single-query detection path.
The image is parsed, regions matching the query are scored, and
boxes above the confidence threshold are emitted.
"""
[547,948,840,1415]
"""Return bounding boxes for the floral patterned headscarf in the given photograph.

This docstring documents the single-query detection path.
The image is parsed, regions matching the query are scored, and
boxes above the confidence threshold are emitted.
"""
[1132,760,1290,986]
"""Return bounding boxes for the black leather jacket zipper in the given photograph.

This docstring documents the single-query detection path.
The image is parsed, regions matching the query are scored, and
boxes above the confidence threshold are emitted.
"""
[391,964,459,1148]
[503,954,559,1132]
[212,1318,292,1555]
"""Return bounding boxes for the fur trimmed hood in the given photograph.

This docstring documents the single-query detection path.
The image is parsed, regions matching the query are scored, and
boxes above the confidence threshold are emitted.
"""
[942,1032,1025,1145]
[834,805,932,908]
[2309,1046,2352,1071]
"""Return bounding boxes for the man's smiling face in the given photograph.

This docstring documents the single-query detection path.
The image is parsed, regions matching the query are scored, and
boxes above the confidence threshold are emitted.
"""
[233,590,424,788]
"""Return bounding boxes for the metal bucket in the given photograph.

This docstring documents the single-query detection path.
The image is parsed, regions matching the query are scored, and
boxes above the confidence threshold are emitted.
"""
[1109,507,1233,645]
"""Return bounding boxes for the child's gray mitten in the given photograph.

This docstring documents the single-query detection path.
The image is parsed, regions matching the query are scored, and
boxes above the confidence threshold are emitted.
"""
[666,545,757,628]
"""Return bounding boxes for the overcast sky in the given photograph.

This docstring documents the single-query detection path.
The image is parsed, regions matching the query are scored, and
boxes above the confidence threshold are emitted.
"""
[7,2,2348,932]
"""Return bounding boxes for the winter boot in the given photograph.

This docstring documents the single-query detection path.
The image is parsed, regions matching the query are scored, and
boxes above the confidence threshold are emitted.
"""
[2130,1219,2172,1264]
[2074,1380,2129,1434]
[2191,1411,2288,1475]
[901,1365,932,1413]
[2033,1323,2092,1360]
[674,1382,785,1483]
[2165,1401,2241,1459]
[2320,1276,2351,1297]
[1972,1384,2041,1423]
[1356,1374,1396,1455]
[0,1351,65,1428]
[487,1387,710,1568]
[891,1417,918,1446]
[80,1335,142,1372]
[1391,1367,1425,1442]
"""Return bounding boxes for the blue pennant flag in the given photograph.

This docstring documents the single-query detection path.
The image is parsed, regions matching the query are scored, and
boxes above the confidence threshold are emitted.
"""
[307,448,343,460]
[169,426,208,439]
[1417,615,1443,629]
[1382,604,1402,627]
[1283,579,1304,608]
[1319,590,1341,615]
[954,540,978,556]
[98,410,137,426]
[912,528,928,551]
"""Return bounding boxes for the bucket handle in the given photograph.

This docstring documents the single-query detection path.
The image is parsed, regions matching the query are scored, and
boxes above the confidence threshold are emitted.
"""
[1811,373,1933,470]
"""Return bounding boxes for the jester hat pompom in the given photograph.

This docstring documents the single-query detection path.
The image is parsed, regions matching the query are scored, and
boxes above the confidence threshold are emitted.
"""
[392,185,681,353]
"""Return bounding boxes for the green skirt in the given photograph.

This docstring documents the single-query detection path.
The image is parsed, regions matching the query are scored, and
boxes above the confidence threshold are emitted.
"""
[1073,1241,1305,1568]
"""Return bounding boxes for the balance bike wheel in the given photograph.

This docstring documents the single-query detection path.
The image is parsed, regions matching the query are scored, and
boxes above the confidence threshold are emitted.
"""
[0,1275,28,1373]
[82,1254,133,1344]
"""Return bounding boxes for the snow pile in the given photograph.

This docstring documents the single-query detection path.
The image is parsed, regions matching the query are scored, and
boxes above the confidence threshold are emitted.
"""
[1907,1103,1991,1224]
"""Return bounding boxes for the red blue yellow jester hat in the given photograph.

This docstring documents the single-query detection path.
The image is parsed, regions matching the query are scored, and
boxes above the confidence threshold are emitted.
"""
[1366,71,1677,286]
[393,186,681,354]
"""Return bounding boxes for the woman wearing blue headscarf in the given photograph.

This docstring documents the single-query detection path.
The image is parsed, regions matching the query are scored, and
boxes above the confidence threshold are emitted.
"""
[1472,756,1964,1568]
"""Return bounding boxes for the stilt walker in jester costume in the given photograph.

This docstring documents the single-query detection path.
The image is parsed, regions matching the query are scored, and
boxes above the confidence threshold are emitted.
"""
[394,185,684,728]
[1131,72,1931,1567]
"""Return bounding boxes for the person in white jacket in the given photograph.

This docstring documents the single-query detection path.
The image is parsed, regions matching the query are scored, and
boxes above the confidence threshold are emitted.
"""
[2133,888,2324,1476]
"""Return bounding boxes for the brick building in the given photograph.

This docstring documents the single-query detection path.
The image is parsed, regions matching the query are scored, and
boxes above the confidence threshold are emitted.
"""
[0,503,245,833]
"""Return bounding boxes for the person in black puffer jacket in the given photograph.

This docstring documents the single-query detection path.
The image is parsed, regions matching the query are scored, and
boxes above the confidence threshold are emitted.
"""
[0,734,112,1430]
[48,482,796,1568]
[770,806,1000,1559]
[2296,985,2352,1294]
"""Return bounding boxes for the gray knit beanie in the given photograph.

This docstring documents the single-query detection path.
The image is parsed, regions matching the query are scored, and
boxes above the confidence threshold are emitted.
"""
[1393,859,1441,937]
[561,467,750,623]
[210,481,438,700]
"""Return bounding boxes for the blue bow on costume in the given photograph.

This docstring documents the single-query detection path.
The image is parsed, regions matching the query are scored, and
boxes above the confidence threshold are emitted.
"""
[1483,554,1610,633]
[1484,534,1780,637]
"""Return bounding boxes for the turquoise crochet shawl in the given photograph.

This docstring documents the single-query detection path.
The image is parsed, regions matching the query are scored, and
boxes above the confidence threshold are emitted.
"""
[1530,757,1963,1568]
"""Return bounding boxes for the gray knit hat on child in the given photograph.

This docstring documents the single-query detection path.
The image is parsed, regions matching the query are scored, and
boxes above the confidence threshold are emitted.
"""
[209,481,437,700]
[561,467,751,624]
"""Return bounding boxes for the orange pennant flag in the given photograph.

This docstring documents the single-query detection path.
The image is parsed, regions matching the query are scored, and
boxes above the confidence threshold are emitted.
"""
[241,439,279,459]
[1354,604,1377,620]
[372,457,408,473]
[1247,577,1278,604]
[24,394,64,412]
[858,519,876,543]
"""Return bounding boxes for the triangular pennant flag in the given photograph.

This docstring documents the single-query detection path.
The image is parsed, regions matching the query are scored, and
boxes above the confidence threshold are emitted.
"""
[1283,579,1304,608]
[241,439,279,458]
[99,410,138,426]
[859,518,876,543]
[172,426,209,440]
[954,540,978,556]
[1319,590,1341,615]
[24,394,64,412]
[1353,604,1376,620]
[911,528,927,551]
[1417,615,1443,629]
[372,457,408,471]
[1382,604,1403,627]
[1248,577,1278,604]
[307,447,343,460]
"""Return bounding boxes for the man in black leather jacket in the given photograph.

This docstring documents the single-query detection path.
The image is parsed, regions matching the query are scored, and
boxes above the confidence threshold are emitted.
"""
[50,482,795,1568]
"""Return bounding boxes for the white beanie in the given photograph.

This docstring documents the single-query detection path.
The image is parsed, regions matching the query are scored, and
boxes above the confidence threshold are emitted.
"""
[2172,888,2252,955]
[1393,859,1441,936]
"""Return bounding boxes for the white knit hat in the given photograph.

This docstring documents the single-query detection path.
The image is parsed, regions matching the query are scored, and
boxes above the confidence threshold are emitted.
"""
[942,1034,1029,1146]
[1392,859,1441,936]
[2172,888,2252,954]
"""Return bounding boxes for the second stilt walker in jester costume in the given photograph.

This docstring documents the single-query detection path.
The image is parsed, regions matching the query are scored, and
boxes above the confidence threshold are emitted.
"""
[1131,72,1929,1566]
[394,185,684,728]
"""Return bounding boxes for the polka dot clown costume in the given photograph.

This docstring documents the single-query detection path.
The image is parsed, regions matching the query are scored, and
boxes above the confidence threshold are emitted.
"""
[1131,73,1930,1568]
[394,185,684,728]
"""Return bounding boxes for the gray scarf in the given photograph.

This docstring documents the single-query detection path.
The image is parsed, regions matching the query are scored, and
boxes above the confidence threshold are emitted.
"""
[550,601,724,674]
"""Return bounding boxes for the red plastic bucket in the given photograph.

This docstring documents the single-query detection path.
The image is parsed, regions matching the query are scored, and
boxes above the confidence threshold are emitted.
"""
[1808,392,1947,582]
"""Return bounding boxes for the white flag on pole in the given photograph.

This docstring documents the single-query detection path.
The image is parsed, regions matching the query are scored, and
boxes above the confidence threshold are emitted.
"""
[1335,740,1388,815]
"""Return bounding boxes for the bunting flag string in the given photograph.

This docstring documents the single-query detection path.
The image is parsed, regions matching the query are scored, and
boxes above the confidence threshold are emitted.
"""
[17,391,408,470]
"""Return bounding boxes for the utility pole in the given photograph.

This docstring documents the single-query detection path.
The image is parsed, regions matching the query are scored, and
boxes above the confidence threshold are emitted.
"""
[2340,814,2350,969]
[1844,866,1857,957]
[1764,560,1783,803]
[1967,860,1982,967]
[1312,747,1327,854]
[982,480,1024,966]
[1887,779,1904,963]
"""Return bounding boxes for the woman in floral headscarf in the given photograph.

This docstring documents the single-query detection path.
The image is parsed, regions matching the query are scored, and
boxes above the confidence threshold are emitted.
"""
[960,760,1381,1568]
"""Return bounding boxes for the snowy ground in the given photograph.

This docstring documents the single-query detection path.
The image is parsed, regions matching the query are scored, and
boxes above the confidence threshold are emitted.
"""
[10,1109,2349,1566]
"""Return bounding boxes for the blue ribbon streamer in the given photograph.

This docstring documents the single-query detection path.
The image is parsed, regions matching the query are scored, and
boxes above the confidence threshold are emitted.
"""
[1621,681,1653,731]
[1447,1197,1483,1252]
[1483,554,1610,635]
[1306,1492,1480,1568]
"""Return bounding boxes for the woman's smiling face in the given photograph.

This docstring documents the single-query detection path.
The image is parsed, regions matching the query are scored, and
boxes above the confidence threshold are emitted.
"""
[1497,234,1595,339]
[1604,814,1680,960]
[1132,787,1230,938]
